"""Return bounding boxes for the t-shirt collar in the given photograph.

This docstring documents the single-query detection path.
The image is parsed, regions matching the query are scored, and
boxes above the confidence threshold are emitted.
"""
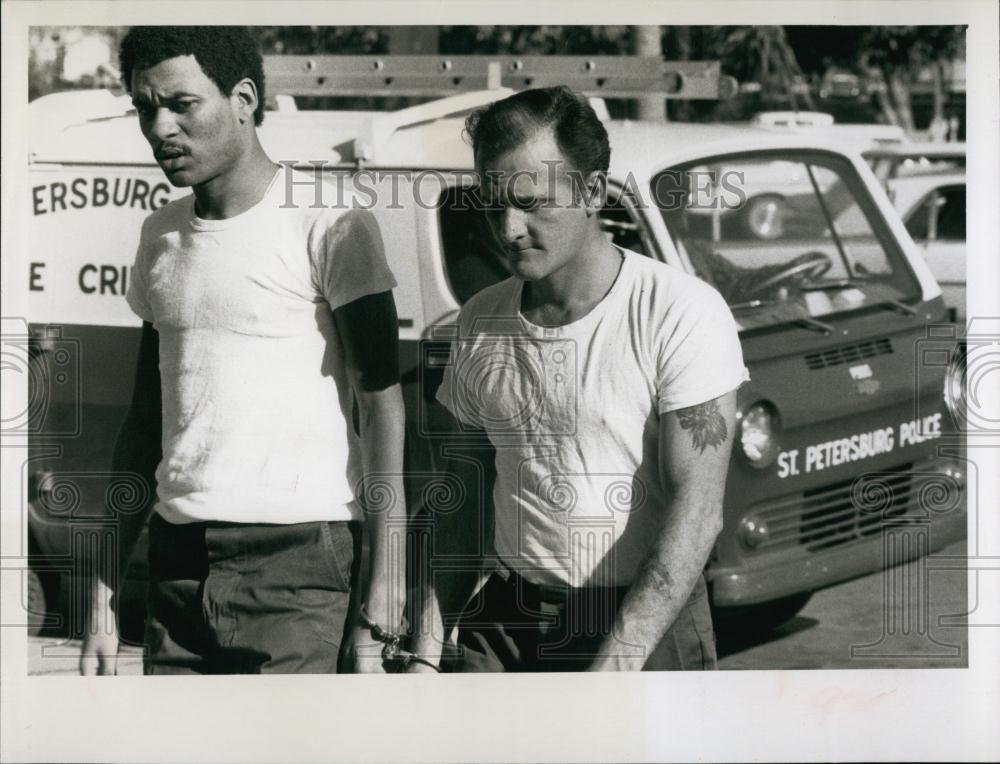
[188,166,283,232]
[516,246,632,336]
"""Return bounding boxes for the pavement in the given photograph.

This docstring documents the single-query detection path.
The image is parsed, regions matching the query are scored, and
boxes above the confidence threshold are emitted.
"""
[717,539,968,670]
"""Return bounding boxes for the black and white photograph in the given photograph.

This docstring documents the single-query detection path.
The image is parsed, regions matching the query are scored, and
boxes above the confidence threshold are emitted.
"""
[1,1,998,762]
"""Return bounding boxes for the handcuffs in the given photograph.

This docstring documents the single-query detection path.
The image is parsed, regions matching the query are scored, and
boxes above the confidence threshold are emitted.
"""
[358,604,440,672]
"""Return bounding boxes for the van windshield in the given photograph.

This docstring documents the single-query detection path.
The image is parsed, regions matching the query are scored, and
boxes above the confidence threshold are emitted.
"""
[653,151,923,331]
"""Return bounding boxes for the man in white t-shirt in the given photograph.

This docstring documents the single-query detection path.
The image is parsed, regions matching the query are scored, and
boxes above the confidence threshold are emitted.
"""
[80,27,406,674]
[410,87,748,671]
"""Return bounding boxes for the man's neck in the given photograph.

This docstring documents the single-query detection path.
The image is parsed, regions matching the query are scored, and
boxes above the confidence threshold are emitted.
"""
[522,233,623,327]
[193,143,277,220]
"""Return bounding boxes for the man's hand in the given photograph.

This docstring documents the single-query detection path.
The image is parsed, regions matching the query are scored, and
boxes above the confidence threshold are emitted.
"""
[79,577,120,675]
[354,580,406,675]
[79,632,120,676]
[349,626,390,674]
[349,588,407,674]
[587,628,648,672]
[79,320,160,676]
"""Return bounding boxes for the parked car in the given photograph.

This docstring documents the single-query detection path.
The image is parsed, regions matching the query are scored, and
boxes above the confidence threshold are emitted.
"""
[819,70,865,101]
[890,172,966,322]
[864,142,967,190]
[24,60,966,637]
[862,142,967,321]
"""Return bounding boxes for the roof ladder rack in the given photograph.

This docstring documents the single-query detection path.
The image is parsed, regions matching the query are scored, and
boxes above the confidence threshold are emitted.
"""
[264,55,738,100]
[264,55,738,165]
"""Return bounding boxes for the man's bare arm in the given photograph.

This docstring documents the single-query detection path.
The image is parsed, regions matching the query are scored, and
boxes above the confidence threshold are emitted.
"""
[333,290,407,671]
[589,390,737,671]
[81,321,161,674]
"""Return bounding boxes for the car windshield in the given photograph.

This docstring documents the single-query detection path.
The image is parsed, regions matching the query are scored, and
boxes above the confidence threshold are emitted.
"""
[653,151,923,331]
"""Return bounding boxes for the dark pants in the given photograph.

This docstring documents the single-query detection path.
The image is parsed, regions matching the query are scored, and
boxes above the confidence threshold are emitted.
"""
[453,570,717,672]
[144,512,360,674]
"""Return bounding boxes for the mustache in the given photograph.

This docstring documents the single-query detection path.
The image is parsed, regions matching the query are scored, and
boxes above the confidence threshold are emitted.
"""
[154,144,187,160]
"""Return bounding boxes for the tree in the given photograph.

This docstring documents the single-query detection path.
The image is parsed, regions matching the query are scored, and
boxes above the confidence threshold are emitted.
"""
[860,26,964,134]
[662,26,818,122]
[437,26,631,56]
[715,26,816,111]
[784,25,965,134]
[252,26,388,55]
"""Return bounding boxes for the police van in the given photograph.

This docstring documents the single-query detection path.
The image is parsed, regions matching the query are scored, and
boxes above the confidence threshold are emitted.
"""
[23,56,967,636]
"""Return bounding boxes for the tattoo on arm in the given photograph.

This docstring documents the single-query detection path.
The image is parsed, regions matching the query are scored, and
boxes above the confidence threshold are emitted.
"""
[676,399,728,453]
[640,557,674,595]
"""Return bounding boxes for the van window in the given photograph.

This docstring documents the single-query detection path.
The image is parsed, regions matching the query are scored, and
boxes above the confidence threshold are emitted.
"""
[438,184,512,305]
[653,151,922,330]
[936,186,966,241]
[905,185,966,243]
[438,184,650,305]
[598,190,651,257]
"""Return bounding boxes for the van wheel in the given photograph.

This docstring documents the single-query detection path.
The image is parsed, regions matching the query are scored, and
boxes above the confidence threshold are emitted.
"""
[712,592,813,633]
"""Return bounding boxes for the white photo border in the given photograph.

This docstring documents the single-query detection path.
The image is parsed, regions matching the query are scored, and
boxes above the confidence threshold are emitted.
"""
[2,2,998,762]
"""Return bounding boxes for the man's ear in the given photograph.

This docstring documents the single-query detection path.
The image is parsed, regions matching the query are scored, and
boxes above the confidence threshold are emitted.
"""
[231,78,259,125]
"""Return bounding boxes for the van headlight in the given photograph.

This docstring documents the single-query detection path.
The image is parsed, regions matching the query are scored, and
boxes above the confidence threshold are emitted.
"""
[943,342,967,425]
[738,400,782,469]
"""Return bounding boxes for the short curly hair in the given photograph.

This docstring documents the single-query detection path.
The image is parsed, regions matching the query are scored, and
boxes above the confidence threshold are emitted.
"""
[465,86,610,176]
[119,26,266,126]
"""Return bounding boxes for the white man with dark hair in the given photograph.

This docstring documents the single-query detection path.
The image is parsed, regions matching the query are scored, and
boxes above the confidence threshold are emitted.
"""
[410,86,748,672]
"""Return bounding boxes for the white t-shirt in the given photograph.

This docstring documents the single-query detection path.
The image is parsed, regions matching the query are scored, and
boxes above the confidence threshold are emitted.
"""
[127,169,397,524]
[437,250,749,587]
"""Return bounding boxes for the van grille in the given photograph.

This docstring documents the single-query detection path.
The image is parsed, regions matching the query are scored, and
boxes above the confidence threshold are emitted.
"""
[804,338,893,370]
[747,463,916,553]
